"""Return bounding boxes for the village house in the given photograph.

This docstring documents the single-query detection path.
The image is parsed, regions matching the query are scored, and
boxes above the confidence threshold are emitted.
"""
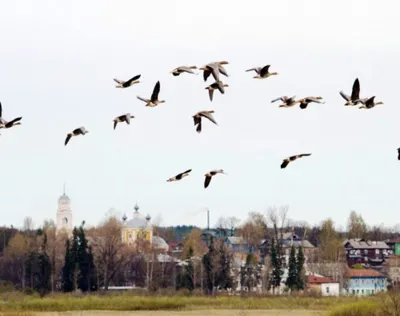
[343,238,392,269]
[342,268,388,296]
[385,238,400,256]
[306,274,340,296]
[259,232,315,261]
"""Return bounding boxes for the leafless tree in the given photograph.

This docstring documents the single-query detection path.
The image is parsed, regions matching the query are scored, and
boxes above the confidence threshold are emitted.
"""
[89,216,130,290]
[23,216,35,231]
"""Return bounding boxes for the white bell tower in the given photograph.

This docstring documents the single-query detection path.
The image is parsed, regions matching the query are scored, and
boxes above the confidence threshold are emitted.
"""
[56,183,73,236]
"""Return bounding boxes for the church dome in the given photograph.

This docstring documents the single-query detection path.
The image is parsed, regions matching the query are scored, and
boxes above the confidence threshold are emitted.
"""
[152,236,169,252]
[125,203,151,229]
[59,193,70,201]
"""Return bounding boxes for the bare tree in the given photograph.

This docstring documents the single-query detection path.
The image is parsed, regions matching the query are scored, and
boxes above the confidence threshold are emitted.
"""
[89,216,130,290]
[23,216,35,231]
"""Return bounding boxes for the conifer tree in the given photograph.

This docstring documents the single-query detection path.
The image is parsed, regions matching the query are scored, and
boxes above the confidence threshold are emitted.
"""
[270,237,283,292]
[184,246,194,291]
[202,236,216,295]
[216,241,233,290]
[77,222,94,292]
[296,246,305,290]
[61,239,74,292]
[286,244,297,291]
[37,233,51,297]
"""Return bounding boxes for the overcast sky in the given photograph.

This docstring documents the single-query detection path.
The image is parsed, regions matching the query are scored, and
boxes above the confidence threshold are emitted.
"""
[0,0,399,230]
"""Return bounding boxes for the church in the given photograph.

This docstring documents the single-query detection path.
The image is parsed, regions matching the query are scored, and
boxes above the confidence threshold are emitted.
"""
[56,186,73,236]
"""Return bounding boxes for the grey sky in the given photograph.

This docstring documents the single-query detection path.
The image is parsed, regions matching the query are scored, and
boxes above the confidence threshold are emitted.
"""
[0,0,399,230]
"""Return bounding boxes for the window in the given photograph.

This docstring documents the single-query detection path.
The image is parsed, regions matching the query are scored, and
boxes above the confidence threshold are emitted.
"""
[375,249,380,254]
[357,290,360,294]
[326,286,330,293]
[364,249,368,254]
[352,290,355,295]
[362,290,364,295]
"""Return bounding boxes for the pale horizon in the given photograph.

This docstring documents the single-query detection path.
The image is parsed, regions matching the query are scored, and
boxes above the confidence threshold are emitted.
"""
[1,0,399,231]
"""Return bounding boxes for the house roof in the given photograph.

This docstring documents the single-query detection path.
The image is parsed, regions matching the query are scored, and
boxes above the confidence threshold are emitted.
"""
[281,239,315,248]
[226,236,247,245]
[343,239,389,250]
[345,269,384,278]
[307,275,337,284]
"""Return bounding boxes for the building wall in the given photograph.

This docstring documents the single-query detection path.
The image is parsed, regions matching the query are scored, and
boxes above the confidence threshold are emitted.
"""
[56,199,72,235]
[395,243,400,256]
[344,277,387,296]
[320,283,340,296]
[121,227,153,245]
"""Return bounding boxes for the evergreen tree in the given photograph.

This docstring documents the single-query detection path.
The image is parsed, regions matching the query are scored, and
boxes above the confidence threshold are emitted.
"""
[216,241,233,290]
[270,237,283,292]
[37,236,51,297]
[202,236,216,295]
[184,246,194,291]
[61,239,74,292]
[296,246,305,290]
[87,246,98,291]
[285,244,297,291]
[70,227,80,290]
[77,222,93,292]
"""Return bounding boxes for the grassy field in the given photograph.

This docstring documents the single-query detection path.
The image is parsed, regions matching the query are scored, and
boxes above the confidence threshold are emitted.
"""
[0,292,395,316]
[19,311,325,316]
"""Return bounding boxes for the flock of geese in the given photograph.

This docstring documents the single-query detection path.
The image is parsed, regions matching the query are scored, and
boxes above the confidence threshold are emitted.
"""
[0,61,391,189]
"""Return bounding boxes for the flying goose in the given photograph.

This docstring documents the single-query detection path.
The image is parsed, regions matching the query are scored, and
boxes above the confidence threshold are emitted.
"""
[113,74,141,88]
[297,96,325,109]
[340,78,363,106]
[205,81,229,102]
[281,153,311,169]
[398,148,400,161]
[357,96,384,109]
[137,81,165,107]
[170,66,197,76]
[246,65,278,79]
[113,113,135,130]
[192,110,218,133]
[167,169,192,182]
[271,96,298,108]
[0,102,22,129]
[204,169,227,189]
[65,127,89,146]
[199,61,229,82]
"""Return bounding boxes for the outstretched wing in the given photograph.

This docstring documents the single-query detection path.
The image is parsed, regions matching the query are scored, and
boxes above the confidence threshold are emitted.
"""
[124,74,141,85]
[137,96,149,103]
[193,116,201,126]
[151,81,161,102]
[208,89,214,102]
[351,78,360,101]
[5,117,22,127]
[280,159,289,169]
[298,153,312,158]
[207,64,220,82]
[201,111,217,125]
[113,78,124,84]
[339,91,351,101]
[271,97,283,103]
[245,67,260,73]
[260,65,271,77]
[305,97,323,104]
[113,120,118,130]
[0,102,2,118]
[204,175,212,188]
[365,96,375,108]
[203,69,211,82]
[176,169,192,179]
[64,134,72,146]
